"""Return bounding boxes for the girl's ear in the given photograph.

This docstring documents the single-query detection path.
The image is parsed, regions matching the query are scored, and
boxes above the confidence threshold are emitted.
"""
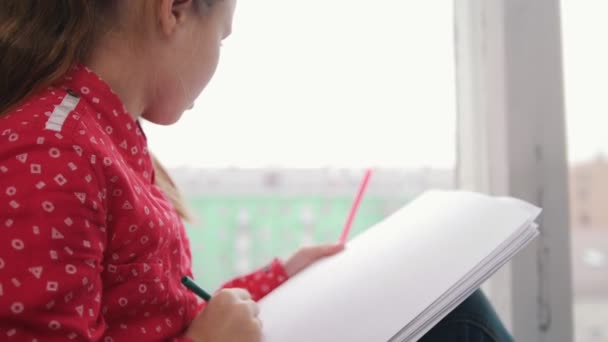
[158,0,195,37]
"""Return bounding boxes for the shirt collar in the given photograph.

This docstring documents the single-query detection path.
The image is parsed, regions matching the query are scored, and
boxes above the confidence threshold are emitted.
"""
[60,64,153,175]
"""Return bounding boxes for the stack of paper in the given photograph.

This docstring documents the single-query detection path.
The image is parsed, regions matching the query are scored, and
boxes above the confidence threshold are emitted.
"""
[258,190,541,342]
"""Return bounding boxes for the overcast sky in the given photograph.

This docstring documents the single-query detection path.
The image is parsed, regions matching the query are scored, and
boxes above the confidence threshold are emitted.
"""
[143,1,607,168]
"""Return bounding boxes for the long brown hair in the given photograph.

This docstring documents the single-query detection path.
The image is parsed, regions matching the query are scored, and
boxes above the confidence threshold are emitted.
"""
[0,0,195,220]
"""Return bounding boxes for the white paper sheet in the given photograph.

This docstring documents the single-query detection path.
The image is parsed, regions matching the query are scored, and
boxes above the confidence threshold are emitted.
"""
[258,190,541,342]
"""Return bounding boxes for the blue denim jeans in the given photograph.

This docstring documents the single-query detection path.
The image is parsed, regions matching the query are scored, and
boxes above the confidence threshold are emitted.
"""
[419,290,514,342]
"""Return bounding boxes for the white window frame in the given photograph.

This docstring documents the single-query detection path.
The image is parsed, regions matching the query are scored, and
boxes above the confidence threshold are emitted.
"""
[454,0,574,341]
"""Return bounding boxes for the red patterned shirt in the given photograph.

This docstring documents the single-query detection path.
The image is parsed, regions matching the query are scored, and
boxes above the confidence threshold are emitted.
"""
[0,65,288,341]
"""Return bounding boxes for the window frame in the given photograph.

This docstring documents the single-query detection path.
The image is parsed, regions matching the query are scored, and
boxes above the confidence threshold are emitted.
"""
[454,0,574,340]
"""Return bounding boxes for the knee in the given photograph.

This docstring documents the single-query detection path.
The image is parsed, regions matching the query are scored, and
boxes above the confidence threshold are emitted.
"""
[419,290,514,342]
[420,318,505,342]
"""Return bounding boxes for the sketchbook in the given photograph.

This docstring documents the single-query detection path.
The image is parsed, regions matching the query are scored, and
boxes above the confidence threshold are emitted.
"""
[258,190,541,342]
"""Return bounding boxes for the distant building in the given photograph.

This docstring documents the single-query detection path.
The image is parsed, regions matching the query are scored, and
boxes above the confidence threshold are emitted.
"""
[569,156,608,230]
[169,167,454,198]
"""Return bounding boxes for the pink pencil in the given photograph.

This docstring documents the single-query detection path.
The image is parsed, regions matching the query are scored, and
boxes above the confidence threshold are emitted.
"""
[339,168,373,244]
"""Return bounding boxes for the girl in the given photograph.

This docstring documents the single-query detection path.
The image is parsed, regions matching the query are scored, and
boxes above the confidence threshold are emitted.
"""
[0,1,512,341]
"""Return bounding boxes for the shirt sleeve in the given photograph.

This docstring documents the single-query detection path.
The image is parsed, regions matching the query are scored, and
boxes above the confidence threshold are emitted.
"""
[220,258,289,301]
[0,134,108,340]
[172,259,289,340]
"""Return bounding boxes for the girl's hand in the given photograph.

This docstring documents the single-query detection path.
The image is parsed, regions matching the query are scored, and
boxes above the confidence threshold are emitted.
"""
[283,243,345,277]
[185,288,262,342]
